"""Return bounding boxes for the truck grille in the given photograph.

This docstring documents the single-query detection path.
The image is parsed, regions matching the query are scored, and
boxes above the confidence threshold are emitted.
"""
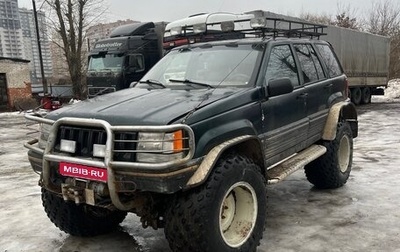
[55,125,137,162]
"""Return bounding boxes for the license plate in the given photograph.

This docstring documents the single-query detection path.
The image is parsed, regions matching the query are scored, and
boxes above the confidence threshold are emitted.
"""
[59,162,107,182]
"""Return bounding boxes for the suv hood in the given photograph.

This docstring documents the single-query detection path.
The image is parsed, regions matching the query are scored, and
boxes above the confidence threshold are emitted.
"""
[47,87,241,125]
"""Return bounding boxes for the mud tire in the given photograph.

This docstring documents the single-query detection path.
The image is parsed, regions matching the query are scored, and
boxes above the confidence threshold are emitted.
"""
[164,153,267,252]
[41,188,127,236]
[305,121,353,189]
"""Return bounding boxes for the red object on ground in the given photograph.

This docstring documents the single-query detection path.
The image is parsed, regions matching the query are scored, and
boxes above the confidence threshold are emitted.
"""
[41,96,52,109]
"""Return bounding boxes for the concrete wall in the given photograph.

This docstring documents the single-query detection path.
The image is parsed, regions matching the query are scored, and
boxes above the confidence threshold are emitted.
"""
[0,58,31,109]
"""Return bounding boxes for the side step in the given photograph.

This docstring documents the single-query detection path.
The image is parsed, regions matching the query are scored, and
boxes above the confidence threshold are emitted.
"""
[267,144,327,184]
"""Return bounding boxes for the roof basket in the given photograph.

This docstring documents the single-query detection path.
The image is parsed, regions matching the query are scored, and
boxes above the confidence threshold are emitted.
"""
[163,11,327,48]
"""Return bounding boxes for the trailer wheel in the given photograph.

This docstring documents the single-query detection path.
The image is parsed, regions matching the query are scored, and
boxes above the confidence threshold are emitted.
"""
[41,188,127,236]
[361,87,371,104]
[304,121,353,189]
[351,88,362,105]
[164,153,267,252]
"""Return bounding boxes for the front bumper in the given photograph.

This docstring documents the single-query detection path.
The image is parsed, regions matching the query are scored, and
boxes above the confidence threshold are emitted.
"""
[24,114,199,210]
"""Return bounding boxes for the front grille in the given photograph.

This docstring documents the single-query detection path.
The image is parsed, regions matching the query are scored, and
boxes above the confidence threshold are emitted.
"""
[113,132,137,162]
[55,125,138,162]
[55,126,107,157]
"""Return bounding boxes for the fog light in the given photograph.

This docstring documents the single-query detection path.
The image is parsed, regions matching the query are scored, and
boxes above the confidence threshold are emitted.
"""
[250,17,267,28]
[170,26,182,35]
[221,21,235,32]
[193,23,206,33]
[60,139,76,153]
[93,144,106,158]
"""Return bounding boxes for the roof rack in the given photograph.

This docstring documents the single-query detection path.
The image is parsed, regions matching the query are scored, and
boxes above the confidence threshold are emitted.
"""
[163,11,327,49]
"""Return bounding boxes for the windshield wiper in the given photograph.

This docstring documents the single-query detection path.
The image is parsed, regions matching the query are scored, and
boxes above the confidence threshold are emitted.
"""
[139,79,166,89]
[169,78,213,89]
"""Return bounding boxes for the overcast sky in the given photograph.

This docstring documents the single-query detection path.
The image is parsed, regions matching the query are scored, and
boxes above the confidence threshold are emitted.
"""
[18,0,378,23]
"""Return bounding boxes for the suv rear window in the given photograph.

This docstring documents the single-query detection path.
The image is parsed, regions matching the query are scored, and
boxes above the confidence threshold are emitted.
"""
[315,44,342,77]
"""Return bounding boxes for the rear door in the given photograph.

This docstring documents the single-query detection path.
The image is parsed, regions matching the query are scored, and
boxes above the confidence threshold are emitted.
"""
[292,43,331,143]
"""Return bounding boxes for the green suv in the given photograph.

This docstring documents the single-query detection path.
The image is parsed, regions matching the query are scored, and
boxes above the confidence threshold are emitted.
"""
[25,14,357,252]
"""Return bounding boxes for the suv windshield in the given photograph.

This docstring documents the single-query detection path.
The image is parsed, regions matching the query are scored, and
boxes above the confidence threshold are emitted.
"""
[88,53,125,72]
[141,44,260,88]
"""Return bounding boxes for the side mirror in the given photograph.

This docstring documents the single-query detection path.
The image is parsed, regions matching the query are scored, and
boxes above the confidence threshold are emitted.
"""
[129,82,138,88]
[267,78,294,97]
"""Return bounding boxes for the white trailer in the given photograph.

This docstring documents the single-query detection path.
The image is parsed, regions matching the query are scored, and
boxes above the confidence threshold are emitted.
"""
[323,26,390,104]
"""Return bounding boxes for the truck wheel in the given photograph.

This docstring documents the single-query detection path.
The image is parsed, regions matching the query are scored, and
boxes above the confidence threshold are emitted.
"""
[351,88,362,105]
[361,87,371,104]
[164,153,266,252]
[304,121,353,189]
[41,188,127,236]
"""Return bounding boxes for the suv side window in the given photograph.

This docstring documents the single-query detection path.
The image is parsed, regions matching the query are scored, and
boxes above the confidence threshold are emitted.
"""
[315,44,342,77]
[308,45,325,79]
[293,44,319,83]
[265,45,299,86]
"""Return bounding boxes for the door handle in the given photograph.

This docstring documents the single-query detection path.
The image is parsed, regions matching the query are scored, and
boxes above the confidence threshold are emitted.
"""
[297,93,308,99]
[324,83,333,89]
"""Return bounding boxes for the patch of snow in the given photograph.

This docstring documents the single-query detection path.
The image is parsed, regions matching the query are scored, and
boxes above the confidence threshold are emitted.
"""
[68,98,81,104]
[372,79,400,103]
[385,79,400,99]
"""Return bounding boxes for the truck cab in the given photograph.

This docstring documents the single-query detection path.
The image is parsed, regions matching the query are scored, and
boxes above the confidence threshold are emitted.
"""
[87,22,165,97]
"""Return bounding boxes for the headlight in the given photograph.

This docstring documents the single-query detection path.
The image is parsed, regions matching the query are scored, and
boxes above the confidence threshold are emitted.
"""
[136,130,184,163]
[38,123,52,149]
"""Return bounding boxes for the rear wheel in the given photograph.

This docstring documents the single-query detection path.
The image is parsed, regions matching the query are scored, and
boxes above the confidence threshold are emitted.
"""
[305,121,353,189]
[351,88,362,105]
[164,153,267,252]
[41,188,127,236]
[361,87,371,104]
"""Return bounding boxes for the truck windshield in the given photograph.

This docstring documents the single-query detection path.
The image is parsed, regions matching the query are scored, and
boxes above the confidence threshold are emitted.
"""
[88,53,125,72]
[140,44,260,88]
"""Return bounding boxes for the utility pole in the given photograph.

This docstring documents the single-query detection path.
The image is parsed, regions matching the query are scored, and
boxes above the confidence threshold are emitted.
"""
[32,0,48,95]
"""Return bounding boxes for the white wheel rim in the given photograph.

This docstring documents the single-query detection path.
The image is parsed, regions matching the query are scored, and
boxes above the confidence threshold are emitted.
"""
[219,182,258,248]
[338,135,351,173]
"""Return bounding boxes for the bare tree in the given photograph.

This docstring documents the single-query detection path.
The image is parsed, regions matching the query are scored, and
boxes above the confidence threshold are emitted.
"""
[334,12,359,30]
[299,12,334,26]
[365,0,400,78]
[334,2,360,30]
[42,0,107,99]
[300,3,360,30]
[366,0,400,36]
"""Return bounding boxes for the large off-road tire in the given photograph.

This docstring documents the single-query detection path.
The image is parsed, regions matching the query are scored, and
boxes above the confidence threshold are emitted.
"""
[164,153,267,252]
[305,121,353,189]
[351,87,362,105]
[41,188,127,236]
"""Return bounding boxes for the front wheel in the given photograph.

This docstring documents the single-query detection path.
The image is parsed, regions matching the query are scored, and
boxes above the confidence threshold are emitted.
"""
[164,153,267,252]
[41,188,127,236]
[305,121,353,189]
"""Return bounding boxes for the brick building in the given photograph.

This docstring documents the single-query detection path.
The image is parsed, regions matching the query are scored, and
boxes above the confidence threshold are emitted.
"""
[0,56,31,110]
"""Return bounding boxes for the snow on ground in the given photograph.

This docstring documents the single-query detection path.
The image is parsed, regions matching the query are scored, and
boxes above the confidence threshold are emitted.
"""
[373,79,400,103]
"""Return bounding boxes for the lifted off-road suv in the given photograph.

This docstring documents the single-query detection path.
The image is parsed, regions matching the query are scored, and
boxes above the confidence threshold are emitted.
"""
[25,12,357,252]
